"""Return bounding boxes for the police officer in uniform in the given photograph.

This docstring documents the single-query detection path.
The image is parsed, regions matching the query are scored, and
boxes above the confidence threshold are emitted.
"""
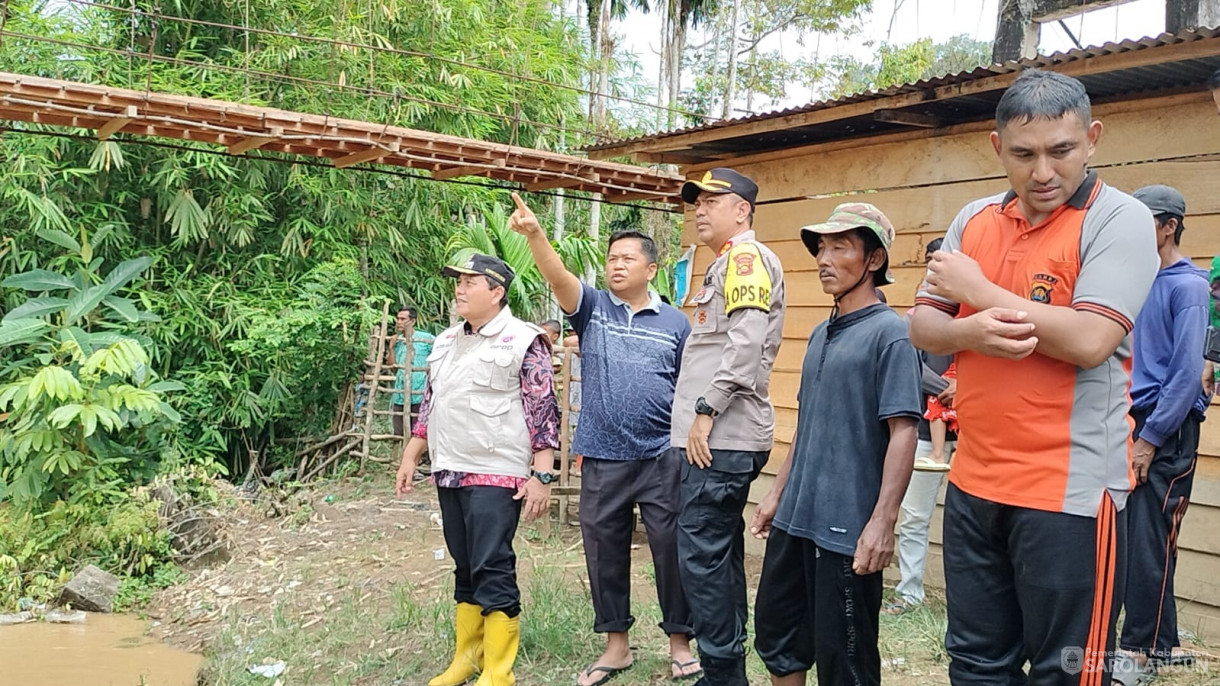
[396,254,560,686]
[671,168,787,686]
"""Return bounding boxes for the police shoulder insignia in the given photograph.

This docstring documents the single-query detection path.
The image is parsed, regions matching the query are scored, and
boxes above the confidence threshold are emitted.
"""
[724,242,772,314]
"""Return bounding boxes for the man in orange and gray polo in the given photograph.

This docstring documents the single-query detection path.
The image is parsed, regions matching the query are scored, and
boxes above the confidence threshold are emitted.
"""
[671,168,786,686]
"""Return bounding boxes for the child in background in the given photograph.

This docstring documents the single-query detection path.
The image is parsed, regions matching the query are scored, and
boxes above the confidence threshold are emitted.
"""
[916,362,956,472]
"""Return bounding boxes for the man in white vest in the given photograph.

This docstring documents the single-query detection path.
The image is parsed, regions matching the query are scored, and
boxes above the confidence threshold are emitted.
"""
[396,253,560,686]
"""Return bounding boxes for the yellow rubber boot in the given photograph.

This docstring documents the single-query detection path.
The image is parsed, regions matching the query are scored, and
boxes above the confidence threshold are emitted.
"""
[428,603,485,686]
[474,611,519,686]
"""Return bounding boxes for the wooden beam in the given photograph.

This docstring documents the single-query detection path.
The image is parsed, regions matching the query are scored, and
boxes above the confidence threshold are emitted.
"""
[97,105,137,140]
[873,108,943,128]
[0,71,682,197]
[227,126,283,155]
[432,158,506,181]
[332,141,400,168]
[525,171,599,192]
[1032,0,1135,23]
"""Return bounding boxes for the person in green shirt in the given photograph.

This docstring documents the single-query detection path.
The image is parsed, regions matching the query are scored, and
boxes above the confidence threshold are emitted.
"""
[388,306,435,439]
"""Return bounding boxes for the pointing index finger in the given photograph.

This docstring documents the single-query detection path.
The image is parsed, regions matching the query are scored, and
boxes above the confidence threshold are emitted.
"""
[510,192,530,214]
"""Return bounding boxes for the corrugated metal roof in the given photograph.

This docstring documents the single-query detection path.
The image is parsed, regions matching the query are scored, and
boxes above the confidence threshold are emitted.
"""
[589,26,1220,156]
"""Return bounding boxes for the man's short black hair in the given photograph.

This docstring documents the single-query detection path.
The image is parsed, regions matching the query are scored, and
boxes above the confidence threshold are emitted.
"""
[1154,212,1186,245]
[1209,67,1220,91]
[995,69,1092,131]
[541,319,562,333]
[397,305,417,320]
[926,237,944,254]
[608,230,659,264]
[856,227,889,287]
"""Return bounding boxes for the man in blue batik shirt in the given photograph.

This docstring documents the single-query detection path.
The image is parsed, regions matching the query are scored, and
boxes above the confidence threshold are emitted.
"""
[509,193,701,685]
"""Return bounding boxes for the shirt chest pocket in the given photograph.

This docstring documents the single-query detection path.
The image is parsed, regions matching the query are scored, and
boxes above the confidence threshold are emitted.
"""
[1022,258,1078,307]
[690,286,724,334]
[474,349,519,391]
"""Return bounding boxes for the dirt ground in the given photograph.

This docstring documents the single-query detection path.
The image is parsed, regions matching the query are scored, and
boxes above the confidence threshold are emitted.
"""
[145,472,1217,685]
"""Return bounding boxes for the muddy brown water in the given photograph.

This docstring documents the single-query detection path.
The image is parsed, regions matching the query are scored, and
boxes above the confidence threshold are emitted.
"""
[0,613,202,686]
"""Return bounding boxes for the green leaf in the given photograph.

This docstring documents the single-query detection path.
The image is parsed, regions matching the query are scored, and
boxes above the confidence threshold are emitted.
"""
[59,327,93,358]
[158,401,182,424]
[100,257,154,296]
[48,404,84,428]
[101,296,140,323]
[29,366,83,402]
[0,320,49,348]
[2,297,69,322]
[79,406,98,437]
[96,406,122,431]
[64,285,109,324]
[1,269,76,291]
[36,228,81,253]
[147,381,186,393]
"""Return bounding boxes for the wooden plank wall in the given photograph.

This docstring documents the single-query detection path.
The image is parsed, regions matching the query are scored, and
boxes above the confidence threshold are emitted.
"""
[676,90,1220,640]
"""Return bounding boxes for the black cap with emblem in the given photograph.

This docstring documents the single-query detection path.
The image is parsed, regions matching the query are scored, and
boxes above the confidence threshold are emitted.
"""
[680,168,759,209]
[442,253,515,290]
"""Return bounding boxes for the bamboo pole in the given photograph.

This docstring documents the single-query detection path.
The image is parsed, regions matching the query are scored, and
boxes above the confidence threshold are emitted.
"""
[360,302,391,470]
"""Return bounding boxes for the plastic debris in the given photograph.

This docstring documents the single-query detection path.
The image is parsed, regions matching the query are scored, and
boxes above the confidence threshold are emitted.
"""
[46,610,87,624]
[248,661,287,678]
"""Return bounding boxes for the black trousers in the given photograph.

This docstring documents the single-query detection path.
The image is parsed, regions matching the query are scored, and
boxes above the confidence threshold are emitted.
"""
[438,485,523,617]
[676,447,767,685]
[580,452,693,635]
[943,483,1126,686]
[755,529,883,685]
[1120,408,1200,659]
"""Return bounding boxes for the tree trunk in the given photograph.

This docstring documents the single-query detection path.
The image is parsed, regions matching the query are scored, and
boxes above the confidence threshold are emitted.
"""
[722,0,740,119]
[586,197,601,285]
[595,0,613,131]
[745,44,757,113]
[668,17,687,128]
[658,9,670,129]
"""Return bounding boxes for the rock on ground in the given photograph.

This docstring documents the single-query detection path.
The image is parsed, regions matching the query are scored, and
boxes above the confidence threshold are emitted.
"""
[58,565,120,613]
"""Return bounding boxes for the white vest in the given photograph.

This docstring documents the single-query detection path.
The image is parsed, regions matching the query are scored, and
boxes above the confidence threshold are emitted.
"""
[426,307,545,478]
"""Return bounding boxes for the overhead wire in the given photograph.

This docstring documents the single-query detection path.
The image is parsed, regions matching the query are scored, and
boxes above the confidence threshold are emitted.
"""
[0,124,682,214]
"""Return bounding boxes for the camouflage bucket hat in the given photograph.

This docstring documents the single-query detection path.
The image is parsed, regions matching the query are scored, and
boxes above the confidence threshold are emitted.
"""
[799,202,897,284]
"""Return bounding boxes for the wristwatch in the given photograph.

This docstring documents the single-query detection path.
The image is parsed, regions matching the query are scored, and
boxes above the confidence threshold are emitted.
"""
[694,396,718,418]
[530,469,556,485]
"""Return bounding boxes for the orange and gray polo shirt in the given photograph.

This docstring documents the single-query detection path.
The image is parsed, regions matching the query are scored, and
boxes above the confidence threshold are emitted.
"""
[915,172,1158,517]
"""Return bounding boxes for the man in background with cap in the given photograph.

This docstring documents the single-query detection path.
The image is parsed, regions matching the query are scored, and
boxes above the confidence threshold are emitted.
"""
[672,167,786,686]
[395,253,559,686]
[1115,185,1208,680]
[910,69,1158,686]
[750,204,921,686]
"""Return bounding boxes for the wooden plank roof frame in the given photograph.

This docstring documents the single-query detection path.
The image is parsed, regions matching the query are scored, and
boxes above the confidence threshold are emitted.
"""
[0,72,684,204]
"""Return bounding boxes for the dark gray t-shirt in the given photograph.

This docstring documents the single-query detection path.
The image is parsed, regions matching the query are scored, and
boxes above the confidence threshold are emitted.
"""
[774,303,923,557]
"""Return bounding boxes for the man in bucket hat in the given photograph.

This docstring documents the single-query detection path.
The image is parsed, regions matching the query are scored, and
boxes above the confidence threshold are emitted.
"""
[395,253,560,686]
[672,167,786,686]
[750,203,922,686]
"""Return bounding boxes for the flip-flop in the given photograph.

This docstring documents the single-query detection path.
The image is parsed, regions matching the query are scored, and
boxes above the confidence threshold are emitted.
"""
[671,658,702,681]
[577,663,633,686]
[913,457,951,473]
[881,600,909,615]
